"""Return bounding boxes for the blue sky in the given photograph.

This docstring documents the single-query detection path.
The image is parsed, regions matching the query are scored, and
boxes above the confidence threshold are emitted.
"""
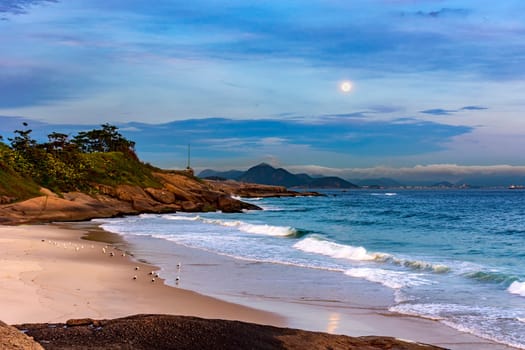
[1,0,525,181]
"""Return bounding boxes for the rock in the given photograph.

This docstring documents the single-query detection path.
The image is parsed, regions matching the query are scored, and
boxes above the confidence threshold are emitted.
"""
[39,187,59,197]
[181,201,203,212]
[0,320,43,350]
[144,188,176,204]
[217,195,259,213]
[0,171,278,224]
[15,314,447,350]
[0,196,14,205]
[66,318,94,327]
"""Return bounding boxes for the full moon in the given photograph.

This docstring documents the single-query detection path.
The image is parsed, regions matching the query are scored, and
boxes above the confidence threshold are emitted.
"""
[340,81,353,93]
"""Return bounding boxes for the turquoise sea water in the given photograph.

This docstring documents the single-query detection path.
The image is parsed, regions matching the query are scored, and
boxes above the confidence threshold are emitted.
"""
[97,189,525,349]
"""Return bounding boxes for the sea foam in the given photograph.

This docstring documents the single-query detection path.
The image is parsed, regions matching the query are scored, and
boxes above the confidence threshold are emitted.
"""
[165,215,297,237]
[293,237,379,261]
[345,267,431,289]
[508,281,525,297]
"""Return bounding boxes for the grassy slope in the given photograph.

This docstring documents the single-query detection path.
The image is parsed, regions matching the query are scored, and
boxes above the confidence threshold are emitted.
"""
[0,144,41,200]
[0,149,164,202]
[82,152,163,188]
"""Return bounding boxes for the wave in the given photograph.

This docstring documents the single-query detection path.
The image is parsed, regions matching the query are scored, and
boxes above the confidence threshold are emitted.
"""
[164,214,298,237]
[203,219,296,237]
[165,215,202,221]
[293,237,449,273]
[390,303,525,349]
[293,237,381,261]
[388,257,450,273]
[464,271,519,285]
[345,268,431,289]
[508,281,525,297]
[231,195,263,201]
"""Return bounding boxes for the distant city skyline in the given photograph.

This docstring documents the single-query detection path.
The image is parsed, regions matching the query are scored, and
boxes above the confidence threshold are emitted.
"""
[1,1,525,180]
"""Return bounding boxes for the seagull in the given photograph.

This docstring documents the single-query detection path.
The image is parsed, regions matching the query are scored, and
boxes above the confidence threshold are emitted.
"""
[132,276,137,280]
[154,273,159,278]
[134,266,140,271]
[102,248,106,254]
[175,276,180,282]
[109,252,115,257]
[176,263,182,269]
[151,278,156,283]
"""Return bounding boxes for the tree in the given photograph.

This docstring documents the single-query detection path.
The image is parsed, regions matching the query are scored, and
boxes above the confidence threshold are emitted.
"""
[73,124,136,157]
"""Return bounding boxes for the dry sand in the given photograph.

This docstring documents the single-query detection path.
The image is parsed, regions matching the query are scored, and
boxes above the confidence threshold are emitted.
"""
[0,224,282,326]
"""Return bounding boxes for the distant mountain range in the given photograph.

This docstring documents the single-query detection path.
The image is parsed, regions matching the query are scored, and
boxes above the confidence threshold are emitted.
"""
[199,163,359,189]
[199,164,525,188]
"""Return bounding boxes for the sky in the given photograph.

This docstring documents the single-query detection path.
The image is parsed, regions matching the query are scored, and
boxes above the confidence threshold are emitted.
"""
[1,0,525,183]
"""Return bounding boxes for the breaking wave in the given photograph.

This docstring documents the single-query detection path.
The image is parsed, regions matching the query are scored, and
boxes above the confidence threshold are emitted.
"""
[508,281,525,297]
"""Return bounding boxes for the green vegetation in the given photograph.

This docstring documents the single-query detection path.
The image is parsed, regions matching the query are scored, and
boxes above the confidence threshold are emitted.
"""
[0,124,161,202]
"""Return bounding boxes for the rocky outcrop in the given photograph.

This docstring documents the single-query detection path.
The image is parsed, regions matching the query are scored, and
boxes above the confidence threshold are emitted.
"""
[205,179,322,198]
[0,170,321,225]
[15,314,447,350]
[0,320,43,350]
[0,172,261,224]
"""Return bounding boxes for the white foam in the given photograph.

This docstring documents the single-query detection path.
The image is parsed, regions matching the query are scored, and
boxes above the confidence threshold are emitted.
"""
[165,215,201,221]
[202,218,296,237]
[508,281,525,297]
[345,267,431,290]
[163,215,296,237]
[293,237,377,261]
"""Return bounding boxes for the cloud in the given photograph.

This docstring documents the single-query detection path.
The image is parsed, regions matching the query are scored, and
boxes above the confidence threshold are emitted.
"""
[411,8,471,19]
[420,106,488,116]
[0,116,472,163]
[420,108,457,116]
[460,106,488,111]
[0,0,57,15]
[0,66,86,108]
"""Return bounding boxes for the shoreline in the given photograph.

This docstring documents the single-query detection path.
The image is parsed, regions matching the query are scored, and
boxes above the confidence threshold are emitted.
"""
[0,222,516,350]
[93,220,517,350]
[0,223,283,327]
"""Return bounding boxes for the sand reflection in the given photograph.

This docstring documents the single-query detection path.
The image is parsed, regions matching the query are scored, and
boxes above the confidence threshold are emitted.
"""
[326,313,341,334]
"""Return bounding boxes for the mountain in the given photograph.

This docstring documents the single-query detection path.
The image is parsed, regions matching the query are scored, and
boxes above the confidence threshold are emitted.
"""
[308,176,357,189]
[198,169,244,180]
[238,163,303,187]
[202,163,359,189]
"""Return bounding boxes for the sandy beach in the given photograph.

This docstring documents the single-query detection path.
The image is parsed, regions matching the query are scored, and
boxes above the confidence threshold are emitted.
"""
[0,223,516,350]
[0,224,282,327]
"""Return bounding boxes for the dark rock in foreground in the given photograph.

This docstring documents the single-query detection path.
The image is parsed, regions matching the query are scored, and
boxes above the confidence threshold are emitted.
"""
[16,314,448,350]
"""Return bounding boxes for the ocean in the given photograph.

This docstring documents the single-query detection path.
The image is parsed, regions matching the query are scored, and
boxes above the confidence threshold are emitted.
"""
[96,189,525,349]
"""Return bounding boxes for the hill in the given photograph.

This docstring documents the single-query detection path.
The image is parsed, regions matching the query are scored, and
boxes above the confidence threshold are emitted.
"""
[0,124,312,224]
[201,163,359,189]
[198,169,244,180]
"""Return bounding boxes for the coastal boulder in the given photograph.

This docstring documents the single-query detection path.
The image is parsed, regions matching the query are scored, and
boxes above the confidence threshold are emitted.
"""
[217,195,259,213]
[144,188,176,204]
